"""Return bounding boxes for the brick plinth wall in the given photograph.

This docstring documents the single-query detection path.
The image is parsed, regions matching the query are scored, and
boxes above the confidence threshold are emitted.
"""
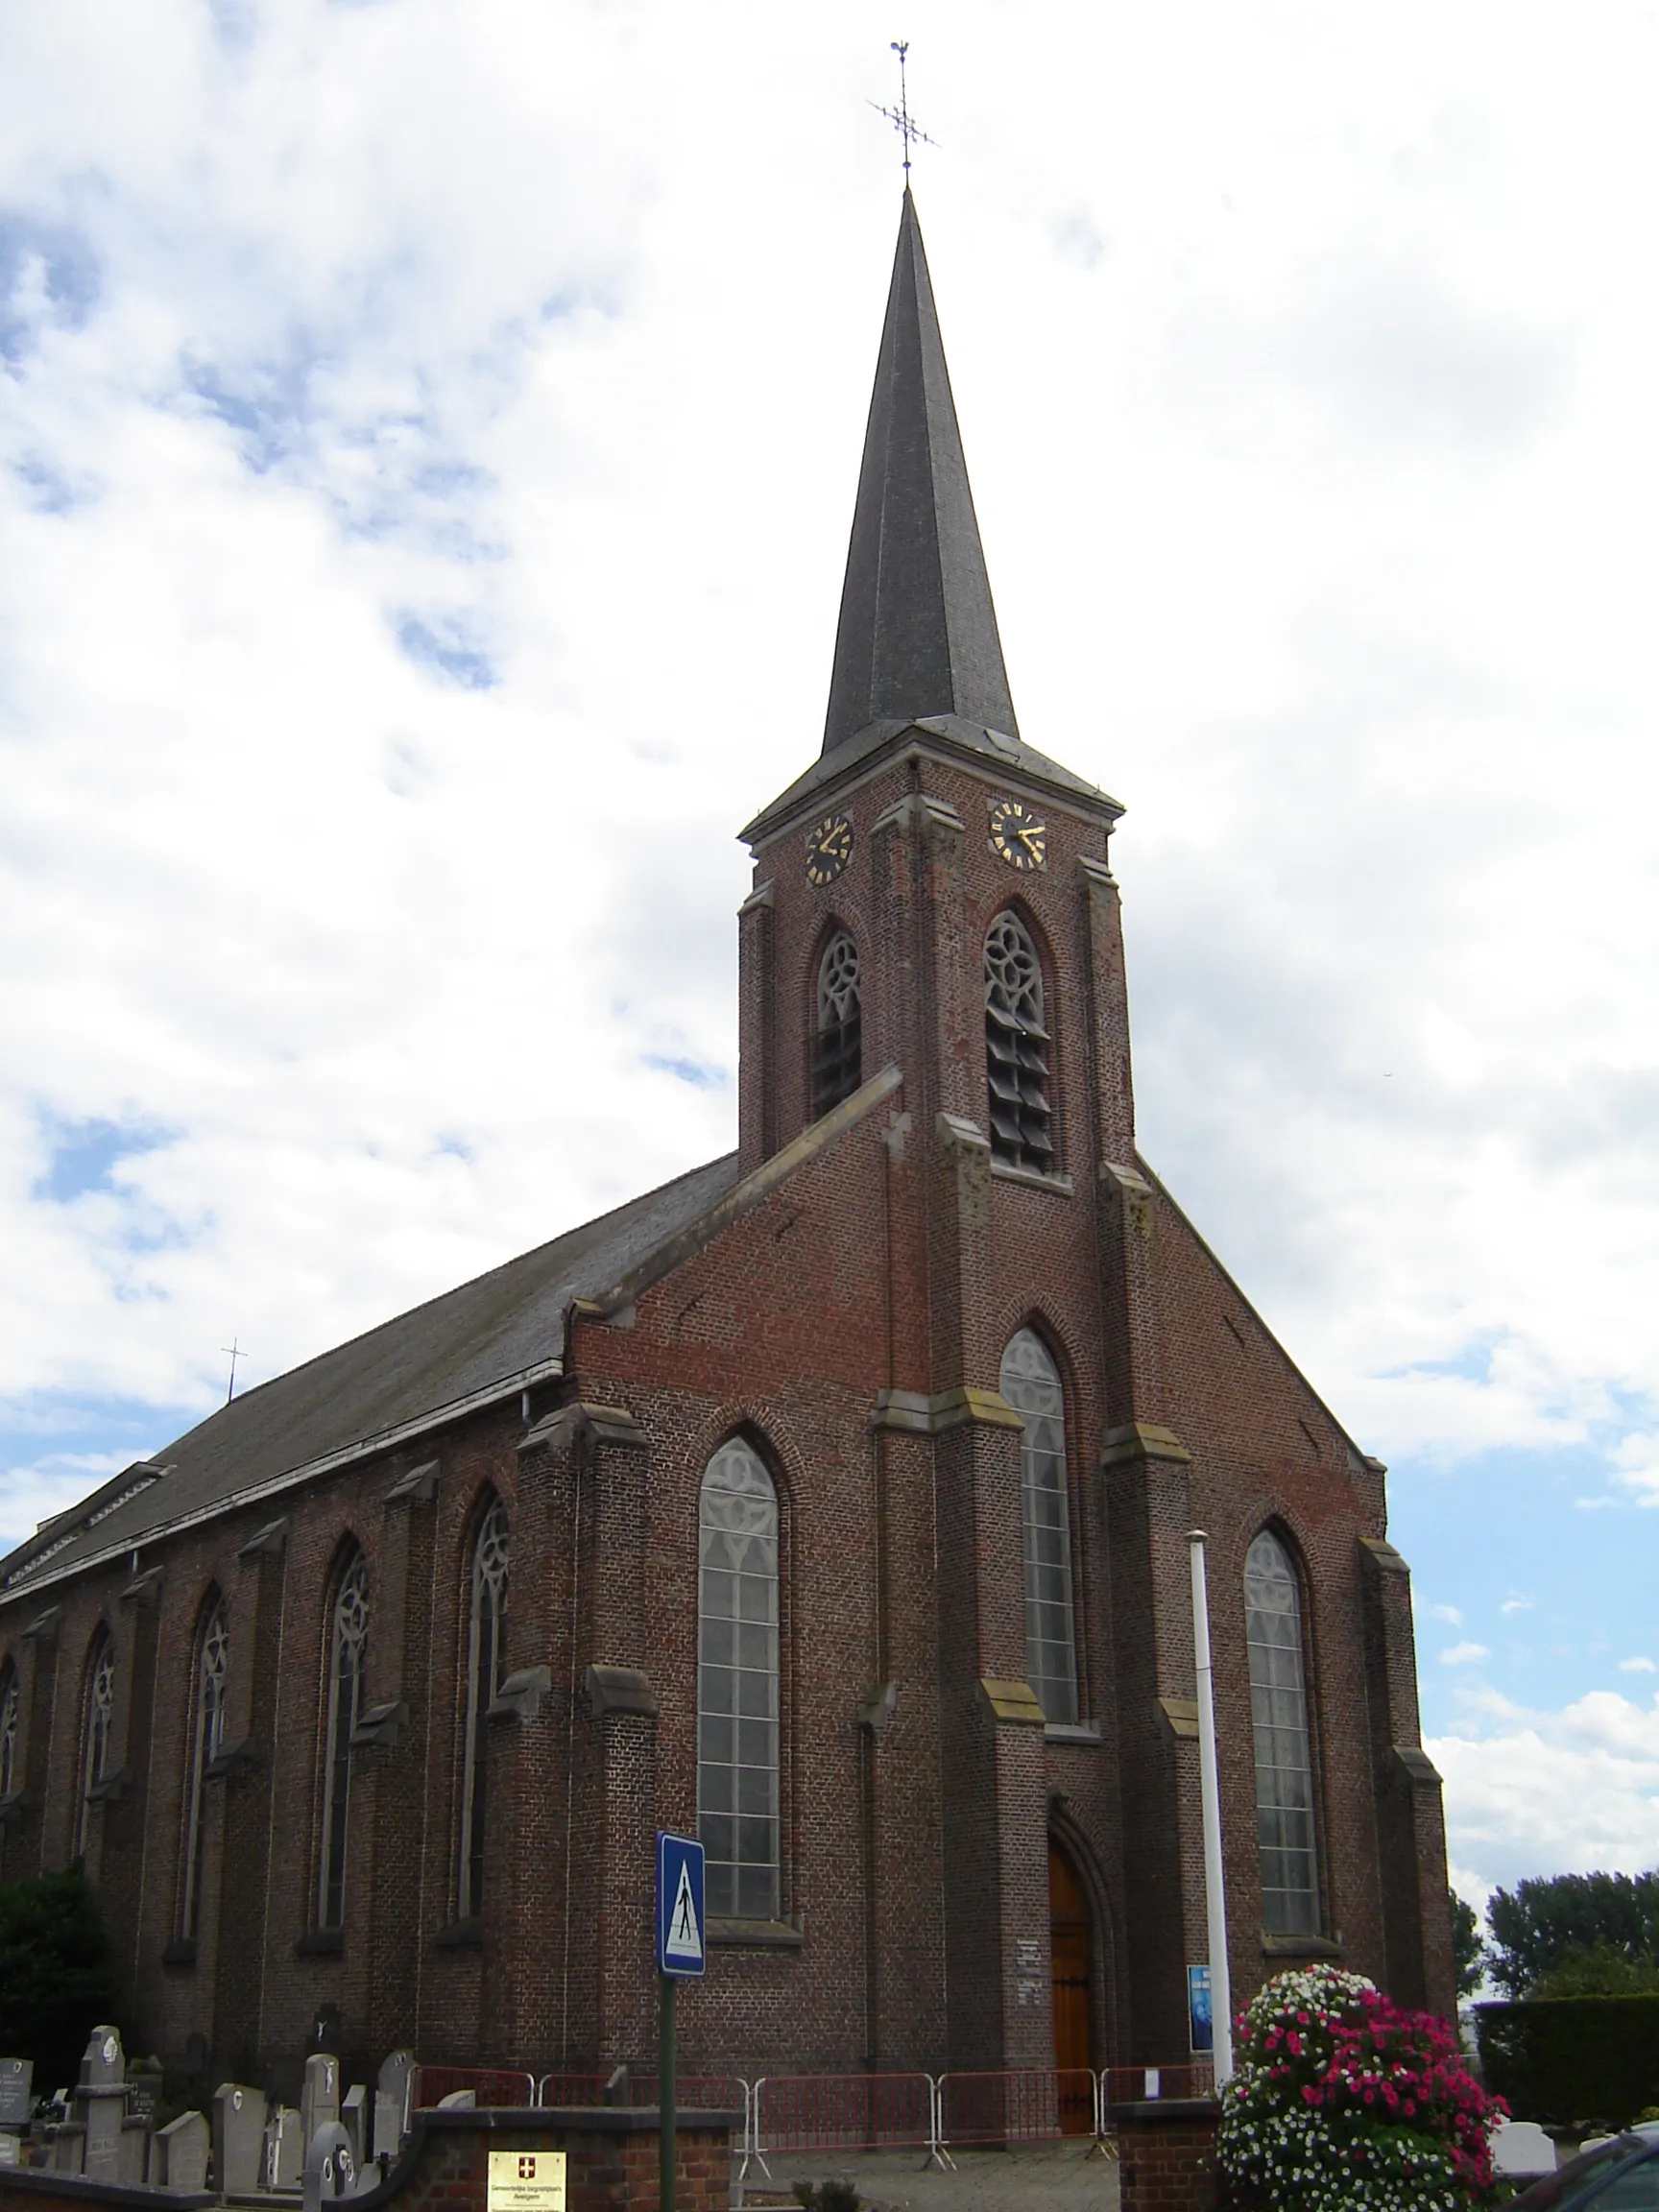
[362,2106,735,2212]
[1115,2099,1220,2212]
[0,2178,212,2212]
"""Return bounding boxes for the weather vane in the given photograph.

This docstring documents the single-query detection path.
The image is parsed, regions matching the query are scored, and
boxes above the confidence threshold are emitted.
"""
[869,40,937,180]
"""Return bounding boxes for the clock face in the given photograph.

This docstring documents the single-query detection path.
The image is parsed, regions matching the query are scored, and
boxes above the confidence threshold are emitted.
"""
[989,797,1047,872]
[805,812,854,887]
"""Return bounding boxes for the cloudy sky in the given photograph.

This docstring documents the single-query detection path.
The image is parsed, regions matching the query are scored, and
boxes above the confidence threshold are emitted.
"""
[4,0,1658,1927]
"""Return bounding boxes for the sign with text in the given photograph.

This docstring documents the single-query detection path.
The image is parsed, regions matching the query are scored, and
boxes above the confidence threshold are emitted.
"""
[1188,1963,1214,2054]
[656,1831,706,1977]
[487,2150,566,2212]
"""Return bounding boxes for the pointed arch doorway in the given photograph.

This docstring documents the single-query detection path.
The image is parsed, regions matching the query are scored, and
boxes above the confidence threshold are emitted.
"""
[1049,1839,1094,2132]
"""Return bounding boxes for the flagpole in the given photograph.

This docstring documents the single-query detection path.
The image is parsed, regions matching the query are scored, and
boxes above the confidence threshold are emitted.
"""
[1189,1528,1234,2084]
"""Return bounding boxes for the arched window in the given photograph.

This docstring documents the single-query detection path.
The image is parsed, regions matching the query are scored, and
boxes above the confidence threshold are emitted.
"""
[697,1438,780,1922]
[180,1599,228,1940]
[319,1550,369,1931]
[985,912,1053,1171]
[1001,1329,1079,1723]
[0,1661,17,1800]
[76,1630,115,1855]
[1245,1529,1319,1935]
[459,1498,509,1919]
[811,932,862,1118]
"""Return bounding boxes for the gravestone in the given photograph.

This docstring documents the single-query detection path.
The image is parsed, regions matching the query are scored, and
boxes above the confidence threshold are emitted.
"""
[154,2111,209,2195]
[340,2086,367,2175]
[127,2057,162,2129]
[213,2082,267,2195]
[434,2089,474,2108]
[0,2136,18,2169]
[372,2051,413,2163]
[74,2026,126,2182]
[264,2106,303,2189]
[1492,2119,1556,2177]
[47,2123,85,2174]
[301,2056,341,2154]
[117,2118,150,2185]
[301,2120,355,2212]
[0,2058,32,2128]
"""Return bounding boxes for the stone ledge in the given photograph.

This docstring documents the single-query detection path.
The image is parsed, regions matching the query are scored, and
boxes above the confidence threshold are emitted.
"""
[1100,1422,1191,1468]
[1262,1931,1345,1959]
[979,1676,1046,1727]
[708,1918,804,1948]
[585,1665,657,1719]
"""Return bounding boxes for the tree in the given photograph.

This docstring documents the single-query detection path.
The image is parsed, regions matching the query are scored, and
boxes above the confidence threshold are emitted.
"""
[1486,1871,1659,2000]
[1451,1889,1487,1999]
[1530,1943,1659,2000]
[0,1865,123,2095]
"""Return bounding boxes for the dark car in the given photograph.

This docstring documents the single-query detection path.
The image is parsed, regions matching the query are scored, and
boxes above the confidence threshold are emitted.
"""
[1511,2132,1659,2209]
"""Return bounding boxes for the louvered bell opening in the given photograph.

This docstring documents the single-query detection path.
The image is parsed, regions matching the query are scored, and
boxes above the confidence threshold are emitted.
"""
[812,1013,862,1119]
[988,1010,1053,1170]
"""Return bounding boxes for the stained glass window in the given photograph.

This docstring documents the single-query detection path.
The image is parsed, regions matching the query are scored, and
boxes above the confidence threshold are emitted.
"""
[459,1499,509,1918]
[1245,1529,1319,1935]
[76,1631,114,1855]
[697,1439,780,1921]
[181,1599,228,1939]
[319,1551,369,1930]
[1001,1330,1079,1723]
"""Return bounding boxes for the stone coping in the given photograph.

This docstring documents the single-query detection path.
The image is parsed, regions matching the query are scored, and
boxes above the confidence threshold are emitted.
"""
[0,2175,213,2210]
[1112,2100,1222,2123]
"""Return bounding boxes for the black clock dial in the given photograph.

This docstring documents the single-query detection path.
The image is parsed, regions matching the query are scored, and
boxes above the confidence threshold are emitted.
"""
[805,812,854,887]
[989,798,1046,872]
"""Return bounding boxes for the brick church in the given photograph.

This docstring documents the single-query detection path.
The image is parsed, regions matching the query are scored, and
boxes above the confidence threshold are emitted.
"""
[0,193,1454,2092]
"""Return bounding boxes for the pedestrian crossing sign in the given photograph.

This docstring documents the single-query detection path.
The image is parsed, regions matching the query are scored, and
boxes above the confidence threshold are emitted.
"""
[657,1832,706,1977]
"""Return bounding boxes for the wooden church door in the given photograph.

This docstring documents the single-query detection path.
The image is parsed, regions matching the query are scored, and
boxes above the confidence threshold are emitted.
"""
[1049,1839,1094,2131]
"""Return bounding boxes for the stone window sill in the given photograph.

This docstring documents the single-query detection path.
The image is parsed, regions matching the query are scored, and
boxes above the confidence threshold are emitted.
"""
[435,1916,484,1948]
[708,1918,803,1949]
[1262,1932,1344,1960]
[1045,1722,1101,1745]
[295,1926,345,1958]
[161,1936,197,1967]
[989,1162,1073,1196]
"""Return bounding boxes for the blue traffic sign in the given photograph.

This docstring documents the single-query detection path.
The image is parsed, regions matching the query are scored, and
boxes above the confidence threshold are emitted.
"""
[656,1832,706,1978]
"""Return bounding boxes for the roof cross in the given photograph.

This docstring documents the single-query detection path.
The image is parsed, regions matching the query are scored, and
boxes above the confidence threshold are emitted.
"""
[869,40,937,180]
[222,1336,246,1403]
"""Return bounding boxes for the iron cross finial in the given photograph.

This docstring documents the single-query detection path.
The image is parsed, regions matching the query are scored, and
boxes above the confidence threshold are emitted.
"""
[869,39,938,180]
[222,1336,246,1402]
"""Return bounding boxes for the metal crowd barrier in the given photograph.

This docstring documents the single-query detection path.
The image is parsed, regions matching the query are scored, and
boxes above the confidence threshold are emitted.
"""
[412,2065,538,2109]
[415,2057,1214,2175]
[748,2072,938,2177]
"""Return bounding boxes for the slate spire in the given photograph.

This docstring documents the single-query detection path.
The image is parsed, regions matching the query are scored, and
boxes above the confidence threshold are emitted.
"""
[821,190,1020,756]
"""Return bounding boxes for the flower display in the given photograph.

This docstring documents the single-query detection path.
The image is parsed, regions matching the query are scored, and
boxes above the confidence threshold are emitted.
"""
[1215,1964,1505,2210]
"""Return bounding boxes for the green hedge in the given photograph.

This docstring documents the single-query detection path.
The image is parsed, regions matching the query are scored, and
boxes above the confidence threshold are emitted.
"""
[1477,1996,1659,2131]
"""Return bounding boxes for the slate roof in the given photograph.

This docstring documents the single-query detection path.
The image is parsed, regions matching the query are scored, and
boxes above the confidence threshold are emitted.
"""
[821,189,1022,756]
[0,1152,740,1598]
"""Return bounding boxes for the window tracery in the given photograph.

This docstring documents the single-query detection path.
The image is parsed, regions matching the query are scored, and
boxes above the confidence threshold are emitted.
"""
[459,1498,509,1919]
[811,931,862,1118]
[76,1631,114,1855]
[319,1551,369,1930]
[180,1599,228,1940]
[1245,1529,1320,1935]
[0,1663,17,1801]
[1001,1329,1079,1723]
[697,1438,780,1922]
[984,912,1053,1170]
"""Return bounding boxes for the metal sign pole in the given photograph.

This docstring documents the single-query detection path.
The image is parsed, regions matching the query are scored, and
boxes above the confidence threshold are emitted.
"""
[659,1970,677,2212]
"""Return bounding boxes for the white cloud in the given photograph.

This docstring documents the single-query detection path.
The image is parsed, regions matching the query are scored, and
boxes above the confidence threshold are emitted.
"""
[1622,1659,1658,1675]
[1502,1598,1535,1617]
[1441,1642,1492,1668]
[1431,1687,1659,1895]
[1426,1601,1464,1625]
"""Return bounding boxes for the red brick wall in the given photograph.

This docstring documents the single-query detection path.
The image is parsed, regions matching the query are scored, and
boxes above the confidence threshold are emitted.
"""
[1116,2101,1221,2212]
